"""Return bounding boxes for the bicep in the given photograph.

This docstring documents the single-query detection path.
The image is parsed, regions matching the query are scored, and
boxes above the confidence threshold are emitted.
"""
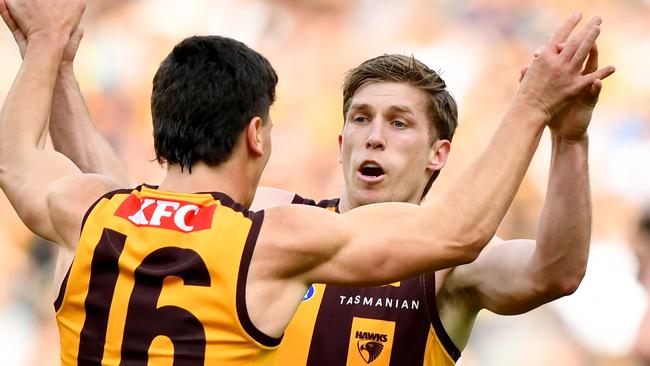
[258,202,468,287]
[256,205,353,283]
[450,238,549,314]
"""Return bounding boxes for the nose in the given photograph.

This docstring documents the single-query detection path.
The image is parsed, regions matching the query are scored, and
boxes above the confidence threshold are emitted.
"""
[365,120,385,150]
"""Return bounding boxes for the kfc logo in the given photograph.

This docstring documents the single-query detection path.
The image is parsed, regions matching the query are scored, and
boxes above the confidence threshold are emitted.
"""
[115,195,215,232]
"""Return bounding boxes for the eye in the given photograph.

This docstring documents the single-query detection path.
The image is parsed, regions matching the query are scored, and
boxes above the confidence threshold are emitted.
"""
[353,116,368,124]
[391,120,407,129]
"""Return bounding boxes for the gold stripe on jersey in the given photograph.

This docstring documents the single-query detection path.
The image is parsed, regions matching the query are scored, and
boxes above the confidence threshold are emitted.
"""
[55,185,278,366]
[424,326,456,366]
[274,283,326,364]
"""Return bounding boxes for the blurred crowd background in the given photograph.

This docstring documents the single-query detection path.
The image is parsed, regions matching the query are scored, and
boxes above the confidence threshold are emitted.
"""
[0,0,649,365]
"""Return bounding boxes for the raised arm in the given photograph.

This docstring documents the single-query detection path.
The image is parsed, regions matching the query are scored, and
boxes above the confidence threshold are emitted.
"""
[0,0,118,248]
[50,42,130,183]
[441,17,605,321]
[255,13,614,288]
[1,7,129,184]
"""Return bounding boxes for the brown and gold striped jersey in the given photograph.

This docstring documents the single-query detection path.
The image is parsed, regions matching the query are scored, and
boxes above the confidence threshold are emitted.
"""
[275,196,460,366]
[55,185,280,365]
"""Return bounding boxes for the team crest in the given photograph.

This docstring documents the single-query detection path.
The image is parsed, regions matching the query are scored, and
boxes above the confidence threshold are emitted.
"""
[357,340,384,363]
[347,317,395,365]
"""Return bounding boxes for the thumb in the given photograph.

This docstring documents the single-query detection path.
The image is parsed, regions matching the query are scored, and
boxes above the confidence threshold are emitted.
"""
[584,79,602,106]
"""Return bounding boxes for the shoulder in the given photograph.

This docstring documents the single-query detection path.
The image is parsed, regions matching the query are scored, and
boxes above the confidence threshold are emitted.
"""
[47,174,124,249]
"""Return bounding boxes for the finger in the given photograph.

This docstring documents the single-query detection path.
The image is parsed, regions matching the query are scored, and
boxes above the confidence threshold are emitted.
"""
[70,26,84,42]
[550,11,582,45]
[67,26,84,55]
[570,24,601,70]
[519,66,529,82]
[0,0,18,33]
[582,43,598,75]
[533,46,544,58]
[580,65,615,89]
[559,16,600,61]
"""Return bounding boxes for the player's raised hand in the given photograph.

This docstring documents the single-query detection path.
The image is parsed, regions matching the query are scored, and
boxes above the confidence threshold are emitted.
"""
[515,12,615,123]
[1,0,84,67]
[1,0,85,42]
[547,40,604,141]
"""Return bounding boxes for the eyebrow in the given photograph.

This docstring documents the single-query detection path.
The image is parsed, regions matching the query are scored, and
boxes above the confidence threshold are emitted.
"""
[387,105,416,117]
[348,103,416,117]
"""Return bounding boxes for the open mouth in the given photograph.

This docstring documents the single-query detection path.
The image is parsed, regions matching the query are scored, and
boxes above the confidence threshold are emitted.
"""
[357,161,386,183]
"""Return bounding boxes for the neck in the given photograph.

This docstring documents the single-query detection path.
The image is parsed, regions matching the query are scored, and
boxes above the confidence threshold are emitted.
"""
[158,160,257,208]
[338,189,425,214]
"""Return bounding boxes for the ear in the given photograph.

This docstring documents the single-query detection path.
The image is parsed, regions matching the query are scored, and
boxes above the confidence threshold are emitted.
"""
[246,117,264,157]
[337,134,343,164]
[427,139,451,172]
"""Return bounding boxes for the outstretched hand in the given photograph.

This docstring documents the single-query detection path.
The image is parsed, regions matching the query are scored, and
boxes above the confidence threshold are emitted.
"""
[519,16,612,141]
[515,13,615,128]
[0,0,84,65]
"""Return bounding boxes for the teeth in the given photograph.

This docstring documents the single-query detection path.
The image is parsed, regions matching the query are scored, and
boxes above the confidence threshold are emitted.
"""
[362,163,380,169]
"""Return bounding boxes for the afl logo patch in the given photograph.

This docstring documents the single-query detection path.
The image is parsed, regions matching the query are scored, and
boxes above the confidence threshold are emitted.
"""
[303,284,316,301]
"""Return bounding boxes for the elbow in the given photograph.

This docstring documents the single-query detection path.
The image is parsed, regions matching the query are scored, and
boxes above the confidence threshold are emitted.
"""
[447,237,486,267]
[541,270,586,298]
[456,226,494,265]
[562,267,587,295]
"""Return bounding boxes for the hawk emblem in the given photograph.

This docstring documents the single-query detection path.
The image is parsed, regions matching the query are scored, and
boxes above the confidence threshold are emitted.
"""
[357,341,384,363]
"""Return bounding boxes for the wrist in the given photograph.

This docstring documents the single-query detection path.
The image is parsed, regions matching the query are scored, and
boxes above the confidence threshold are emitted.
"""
[26,32,68,54]
[551,129,589,146]
[28,28,68,43]
[58,62,75,76]
[504,97,549,133]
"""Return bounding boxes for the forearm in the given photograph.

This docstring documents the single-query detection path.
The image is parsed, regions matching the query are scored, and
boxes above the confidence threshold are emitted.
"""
[532,132,590,292]
[427,101,546,256]
[0,36,65,163]
[50,65,129,184]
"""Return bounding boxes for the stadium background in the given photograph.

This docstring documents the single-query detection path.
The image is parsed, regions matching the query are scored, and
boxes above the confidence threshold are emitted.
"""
[0,0,648,365]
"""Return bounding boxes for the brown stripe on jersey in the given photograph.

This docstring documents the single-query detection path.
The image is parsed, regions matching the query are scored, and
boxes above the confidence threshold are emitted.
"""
[235,210,283,347]
[80,188,134,235]
[316,198,340,212]
[53,264,72,312]
[306,277,431,365]
[58,189,131,314]
[78,229,127,365]
[290,196,341,213]
[120,247,211,366]
[424,272,461,361]
[208,192,251,215]
[291,194,316,206]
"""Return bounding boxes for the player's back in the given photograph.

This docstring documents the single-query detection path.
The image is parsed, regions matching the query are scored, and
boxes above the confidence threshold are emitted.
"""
[55,185,280,365]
